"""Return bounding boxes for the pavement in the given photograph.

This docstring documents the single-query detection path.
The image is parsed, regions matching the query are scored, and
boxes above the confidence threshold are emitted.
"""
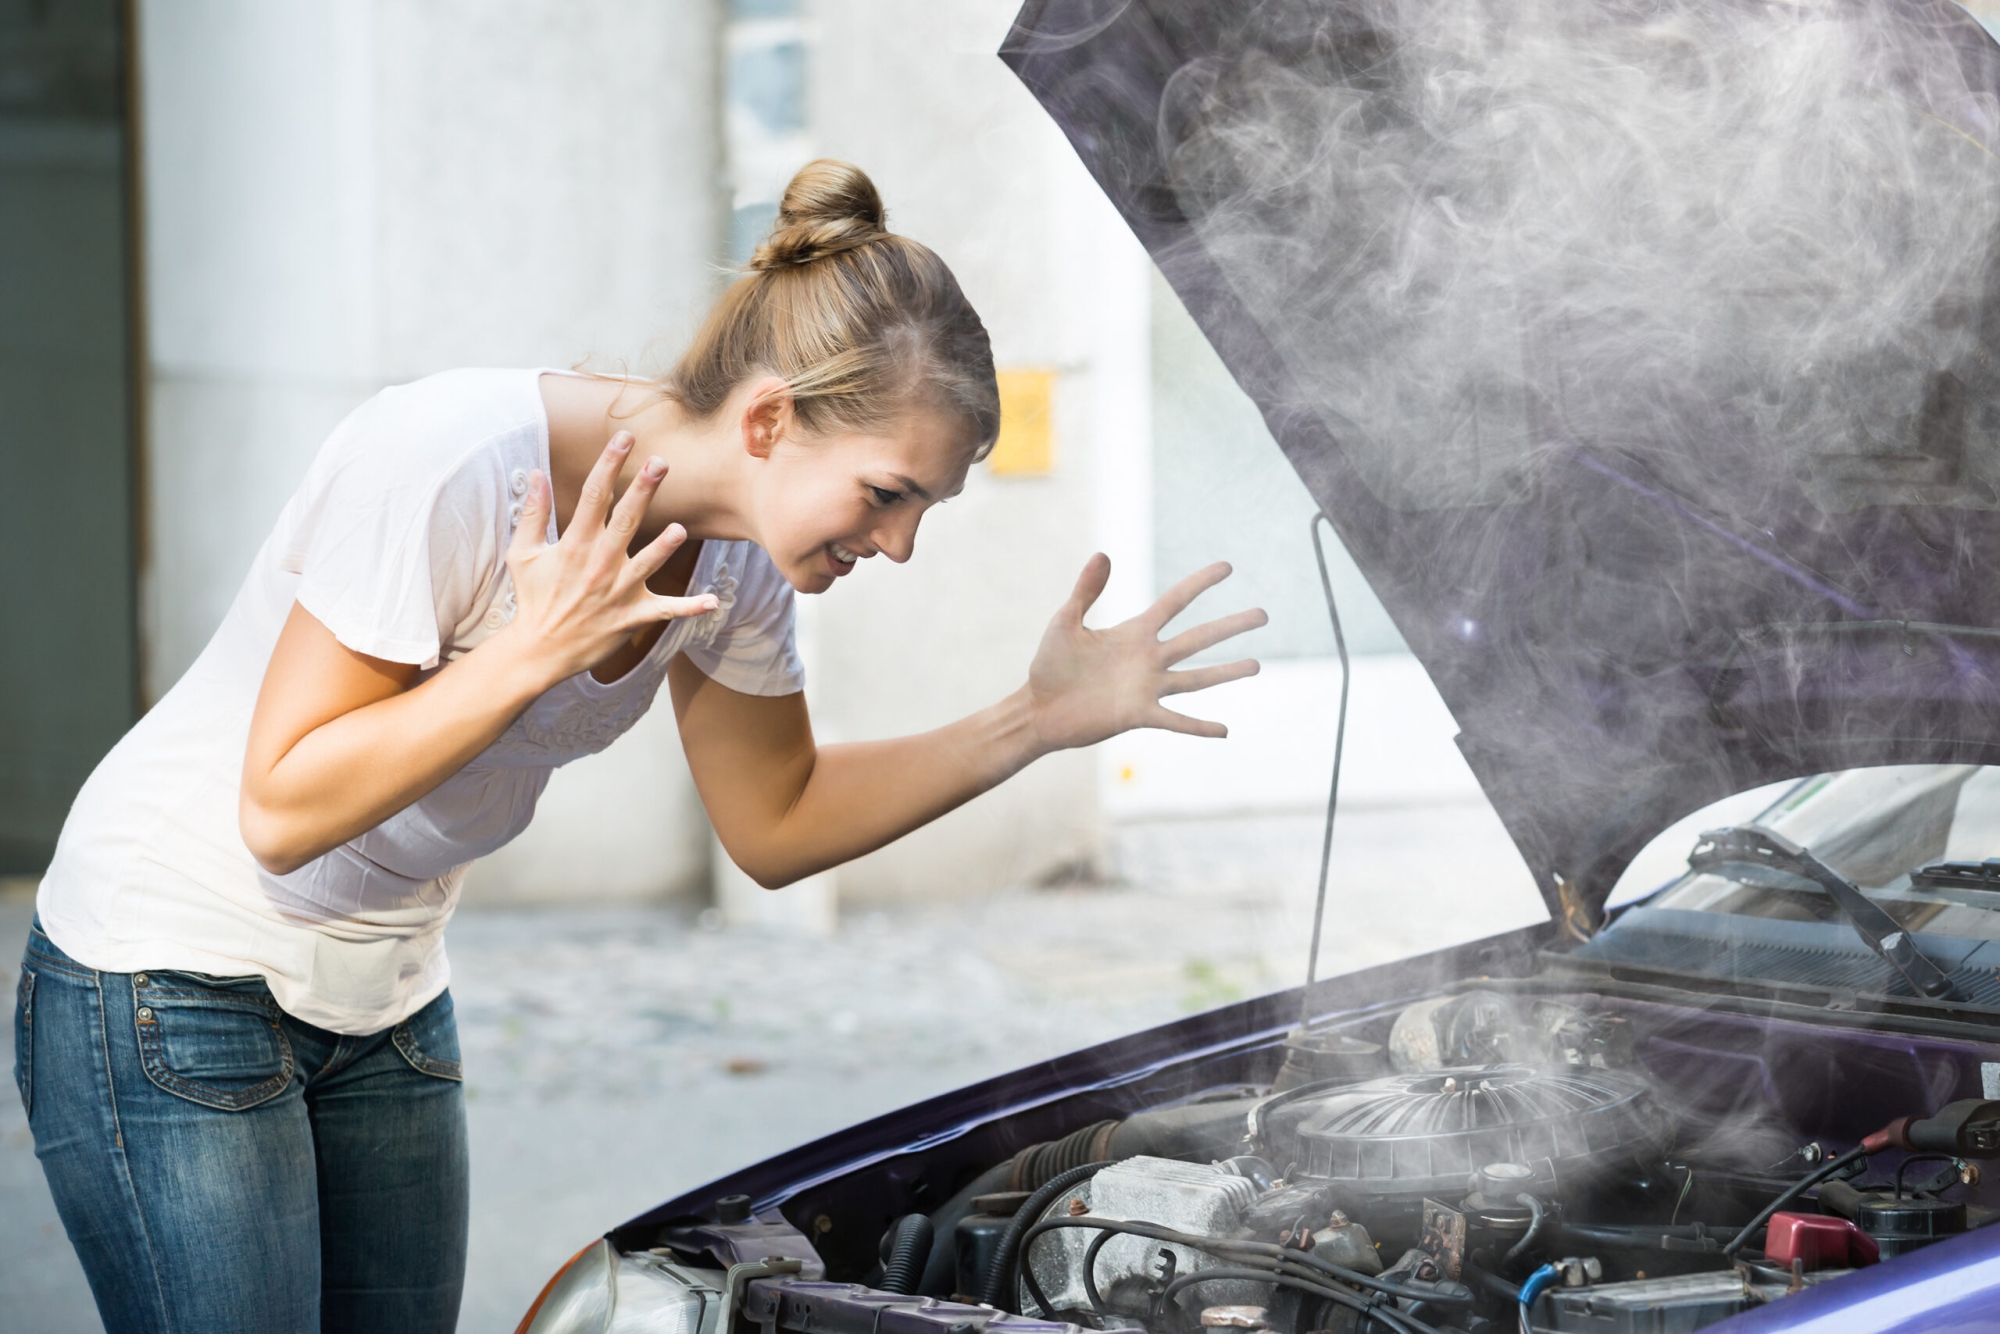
[0,803,1542,1332]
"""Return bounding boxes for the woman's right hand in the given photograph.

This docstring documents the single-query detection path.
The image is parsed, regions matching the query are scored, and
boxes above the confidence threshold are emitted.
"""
[500,432,719,686]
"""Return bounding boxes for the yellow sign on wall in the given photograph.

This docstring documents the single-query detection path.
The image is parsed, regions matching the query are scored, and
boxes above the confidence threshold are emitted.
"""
[988,369,1055,476]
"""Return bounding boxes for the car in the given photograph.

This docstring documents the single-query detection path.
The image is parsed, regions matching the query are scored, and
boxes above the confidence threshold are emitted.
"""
[511,0,2000,1330]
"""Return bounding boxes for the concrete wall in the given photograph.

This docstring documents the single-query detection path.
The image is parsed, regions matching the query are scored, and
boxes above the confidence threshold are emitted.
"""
[134,0,1386,911]
[803,0,1151,903]
[137,0,722,903]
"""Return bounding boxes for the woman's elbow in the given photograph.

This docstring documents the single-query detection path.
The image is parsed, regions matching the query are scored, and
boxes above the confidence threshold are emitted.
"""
[743,859,805,892]
[237,797,312,877]
[718,839,812,891]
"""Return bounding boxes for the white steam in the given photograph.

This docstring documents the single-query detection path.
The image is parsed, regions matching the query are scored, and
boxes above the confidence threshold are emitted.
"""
[1159,0,2000,516]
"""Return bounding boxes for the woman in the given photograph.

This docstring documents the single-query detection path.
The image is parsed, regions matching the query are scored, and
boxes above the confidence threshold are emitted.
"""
[15,161,1263,1333]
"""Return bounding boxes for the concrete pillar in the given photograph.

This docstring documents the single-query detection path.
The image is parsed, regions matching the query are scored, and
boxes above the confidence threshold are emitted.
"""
[137,0,724,905]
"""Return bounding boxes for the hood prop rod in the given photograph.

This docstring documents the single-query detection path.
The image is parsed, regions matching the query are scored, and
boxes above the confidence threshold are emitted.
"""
[1691,825,1958,1000]
[1301,513,1352,1029]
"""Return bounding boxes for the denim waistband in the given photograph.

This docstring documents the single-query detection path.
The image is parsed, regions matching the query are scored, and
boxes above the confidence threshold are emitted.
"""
[23,918,96,982]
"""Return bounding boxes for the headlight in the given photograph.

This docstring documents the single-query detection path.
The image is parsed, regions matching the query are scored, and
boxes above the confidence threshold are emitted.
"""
[515,1239,726,1334]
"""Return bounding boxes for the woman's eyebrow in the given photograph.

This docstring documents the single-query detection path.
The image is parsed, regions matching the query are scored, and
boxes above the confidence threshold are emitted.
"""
[890,474,934,501]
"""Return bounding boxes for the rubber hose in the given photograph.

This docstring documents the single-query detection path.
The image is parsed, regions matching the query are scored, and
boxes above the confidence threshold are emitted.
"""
[1009,1122,1120,1191]
[978,1160,1108,1309]
[1461,1262,1521,1303]
[1503,1193,1546,1265]
[880,1214,935,1295]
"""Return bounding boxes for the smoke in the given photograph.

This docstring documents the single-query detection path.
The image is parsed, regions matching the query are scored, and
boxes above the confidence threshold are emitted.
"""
[1156,0,2000,517]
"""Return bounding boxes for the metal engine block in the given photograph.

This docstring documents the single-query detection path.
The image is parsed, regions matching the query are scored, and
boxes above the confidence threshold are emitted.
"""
[1023,1157,1267,1317]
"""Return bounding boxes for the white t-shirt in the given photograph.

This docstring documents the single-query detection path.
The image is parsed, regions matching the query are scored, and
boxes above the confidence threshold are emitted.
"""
[38,368,804,1034]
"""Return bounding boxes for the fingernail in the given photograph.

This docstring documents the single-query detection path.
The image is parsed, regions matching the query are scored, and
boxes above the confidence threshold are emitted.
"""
[643,456,666,479]
[611,433,633,451]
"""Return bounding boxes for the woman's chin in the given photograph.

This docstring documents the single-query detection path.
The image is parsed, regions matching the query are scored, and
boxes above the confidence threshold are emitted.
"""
[785,564,837,595]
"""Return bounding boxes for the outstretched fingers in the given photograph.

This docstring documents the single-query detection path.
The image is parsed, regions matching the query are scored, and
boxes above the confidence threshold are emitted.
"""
[1161,658,1260,696]
[1147,704,1228,739]
[1144,561,1233,631]
[1161,607,1268,665]
[607,454,667,546]
[629,519,690,583]
[1066,553,1112,624]
[572,432,635,536]
[645,590,721,624]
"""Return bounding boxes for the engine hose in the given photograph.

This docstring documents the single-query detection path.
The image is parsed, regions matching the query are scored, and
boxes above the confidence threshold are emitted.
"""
[1556,1221,1718,1251]
[978,1160,1109,1308]
[879,1214,935,1295]
[1722,1143,1871,1257]
[1503,1193,1547,1265]
[1008,1122,1120,1192]
[1462,1262,1521,1303]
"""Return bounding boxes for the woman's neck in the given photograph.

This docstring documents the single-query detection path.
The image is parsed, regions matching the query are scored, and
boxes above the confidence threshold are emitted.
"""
[539,371,751,546]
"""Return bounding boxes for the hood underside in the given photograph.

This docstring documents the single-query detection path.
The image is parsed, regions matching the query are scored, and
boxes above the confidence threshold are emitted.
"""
[1004,0,2000,922]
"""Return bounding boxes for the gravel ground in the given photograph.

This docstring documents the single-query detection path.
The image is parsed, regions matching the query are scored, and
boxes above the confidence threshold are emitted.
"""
[0,804,1541,1332]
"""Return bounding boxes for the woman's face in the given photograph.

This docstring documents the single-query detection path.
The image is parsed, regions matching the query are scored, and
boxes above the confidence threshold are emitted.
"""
[746,406,974,594]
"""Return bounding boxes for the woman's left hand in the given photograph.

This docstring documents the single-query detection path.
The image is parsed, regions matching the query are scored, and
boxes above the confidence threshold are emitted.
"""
[1023,554,1267,752]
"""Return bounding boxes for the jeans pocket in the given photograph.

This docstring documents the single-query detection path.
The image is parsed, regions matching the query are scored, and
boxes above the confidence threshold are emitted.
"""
[390,989,463,1082]
[133,971,295,1112]
[13,966,33,1120]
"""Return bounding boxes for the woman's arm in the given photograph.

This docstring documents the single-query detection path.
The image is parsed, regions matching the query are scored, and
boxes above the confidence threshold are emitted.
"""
[672,554,1265,888]
[240,436,717,875]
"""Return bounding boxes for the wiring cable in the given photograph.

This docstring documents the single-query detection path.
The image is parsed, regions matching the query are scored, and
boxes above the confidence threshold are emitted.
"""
[978,1161,1109,1307]
[1080,1226,1117,1314]
[1722,1144,1870,1257]
[1516,1263,1560,1334]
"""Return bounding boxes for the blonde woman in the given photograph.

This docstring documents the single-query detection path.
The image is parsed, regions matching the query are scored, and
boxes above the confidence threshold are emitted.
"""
[15,161,1264,1334]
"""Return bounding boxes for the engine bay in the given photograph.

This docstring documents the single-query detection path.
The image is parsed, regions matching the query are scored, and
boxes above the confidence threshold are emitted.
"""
[621,982,2000,1334]
[892,995,1999,1332]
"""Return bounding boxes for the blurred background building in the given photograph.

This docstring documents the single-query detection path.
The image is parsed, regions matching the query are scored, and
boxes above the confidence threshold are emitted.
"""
[2,0,1528,922]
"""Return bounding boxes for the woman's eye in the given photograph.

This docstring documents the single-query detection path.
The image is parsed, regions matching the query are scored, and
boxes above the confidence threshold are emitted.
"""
[869,486,901,506]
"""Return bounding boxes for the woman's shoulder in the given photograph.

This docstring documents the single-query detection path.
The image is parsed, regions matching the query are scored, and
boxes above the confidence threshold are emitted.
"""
[275,370,548,591]
[335,368,546,461]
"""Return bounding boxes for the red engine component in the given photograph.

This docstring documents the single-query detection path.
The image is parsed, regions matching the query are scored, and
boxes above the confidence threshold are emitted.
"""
[1764,1212,1880,1271]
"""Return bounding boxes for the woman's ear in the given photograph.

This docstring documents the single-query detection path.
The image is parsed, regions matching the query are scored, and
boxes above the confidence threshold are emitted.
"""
[740,380,796,460]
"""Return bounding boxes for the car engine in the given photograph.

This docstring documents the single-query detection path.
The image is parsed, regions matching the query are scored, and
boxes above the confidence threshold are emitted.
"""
[585,988,2000,1334]
[889,993,2000,1334]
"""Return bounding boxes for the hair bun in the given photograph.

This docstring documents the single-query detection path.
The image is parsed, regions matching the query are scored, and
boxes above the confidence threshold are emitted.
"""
[748,160,888,271]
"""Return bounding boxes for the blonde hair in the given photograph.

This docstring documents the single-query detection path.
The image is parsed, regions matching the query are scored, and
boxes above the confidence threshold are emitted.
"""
[662,160,1000,458]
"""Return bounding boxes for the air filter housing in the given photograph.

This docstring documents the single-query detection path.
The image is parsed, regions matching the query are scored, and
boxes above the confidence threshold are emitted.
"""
[1255,1065,1667,1202]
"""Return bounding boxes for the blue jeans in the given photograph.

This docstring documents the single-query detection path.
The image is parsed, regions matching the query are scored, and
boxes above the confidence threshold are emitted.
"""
[13,920,468,1333]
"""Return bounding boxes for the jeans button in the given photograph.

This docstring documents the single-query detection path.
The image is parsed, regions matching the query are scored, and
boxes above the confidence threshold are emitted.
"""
[136,1006,153,1021]
[133,973,148,987]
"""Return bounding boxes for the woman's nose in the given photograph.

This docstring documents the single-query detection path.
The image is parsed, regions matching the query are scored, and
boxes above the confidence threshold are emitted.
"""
[874,513,919,564]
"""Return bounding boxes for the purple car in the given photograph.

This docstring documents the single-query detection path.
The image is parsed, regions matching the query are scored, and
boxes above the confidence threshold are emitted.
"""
[513,0,2000,1330]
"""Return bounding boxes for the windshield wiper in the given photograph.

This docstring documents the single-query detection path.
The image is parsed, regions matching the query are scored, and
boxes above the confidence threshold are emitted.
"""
[1689,826,1959,1000]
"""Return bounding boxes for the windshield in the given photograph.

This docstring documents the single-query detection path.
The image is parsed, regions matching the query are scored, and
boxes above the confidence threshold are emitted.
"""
[1649,767,2000,941]
[1581,766,2000,1005]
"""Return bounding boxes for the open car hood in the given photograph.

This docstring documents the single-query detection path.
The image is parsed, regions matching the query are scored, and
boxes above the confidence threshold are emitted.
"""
[1004,0,2000,923]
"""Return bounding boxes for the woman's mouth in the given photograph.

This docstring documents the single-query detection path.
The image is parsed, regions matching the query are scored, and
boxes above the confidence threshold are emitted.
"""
[824,542,862,577]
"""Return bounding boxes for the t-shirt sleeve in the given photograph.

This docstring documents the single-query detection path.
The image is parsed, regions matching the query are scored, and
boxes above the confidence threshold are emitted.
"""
[279,406,488,670]
[680,543,806,696]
